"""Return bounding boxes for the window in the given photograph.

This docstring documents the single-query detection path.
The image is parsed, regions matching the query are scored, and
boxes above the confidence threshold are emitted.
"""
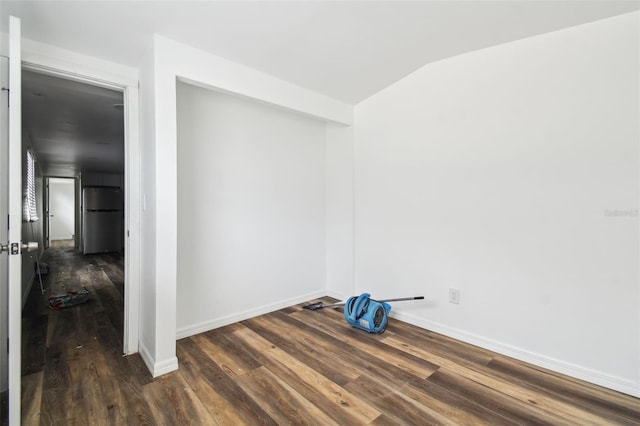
[24,150,39,222]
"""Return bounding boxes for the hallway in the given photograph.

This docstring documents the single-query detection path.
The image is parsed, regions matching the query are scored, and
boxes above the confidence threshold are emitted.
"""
[20,241,149,424]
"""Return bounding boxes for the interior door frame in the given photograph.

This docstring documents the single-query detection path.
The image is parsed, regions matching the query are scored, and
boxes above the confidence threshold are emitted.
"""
[44,177,49,249]
[20,58,140,356]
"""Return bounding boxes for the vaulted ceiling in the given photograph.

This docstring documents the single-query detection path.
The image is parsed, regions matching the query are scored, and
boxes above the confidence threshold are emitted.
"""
[2,1,638,178]
[3,1,638,104]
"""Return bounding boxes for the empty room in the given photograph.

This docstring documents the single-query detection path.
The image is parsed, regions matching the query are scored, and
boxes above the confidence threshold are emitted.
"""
[0,1,638,424]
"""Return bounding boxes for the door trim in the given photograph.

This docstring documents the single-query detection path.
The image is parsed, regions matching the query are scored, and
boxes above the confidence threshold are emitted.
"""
[20,60,140,355]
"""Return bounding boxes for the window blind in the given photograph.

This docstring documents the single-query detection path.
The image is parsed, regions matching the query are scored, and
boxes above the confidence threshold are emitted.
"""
[24,150,39,222]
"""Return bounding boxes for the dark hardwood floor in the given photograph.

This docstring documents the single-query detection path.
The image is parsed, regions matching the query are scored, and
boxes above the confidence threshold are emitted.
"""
[21,241,640,425]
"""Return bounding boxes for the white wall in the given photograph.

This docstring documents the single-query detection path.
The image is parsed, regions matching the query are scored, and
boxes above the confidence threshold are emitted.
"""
[21,154,44,307]
[20,139,44,307]
[139,34,353,374]
[326,123,355,298]
[353,12,639,396]
[176,82,328,336]
[138,40,162,373]
[21,177,43,307]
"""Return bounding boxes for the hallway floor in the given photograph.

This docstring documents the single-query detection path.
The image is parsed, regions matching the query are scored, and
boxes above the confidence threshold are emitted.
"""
[20,240,151,425]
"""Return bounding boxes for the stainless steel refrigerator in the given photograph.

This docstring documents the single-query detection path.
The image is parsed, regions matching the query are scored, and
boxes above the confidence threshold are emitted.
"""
[82,187,123,254]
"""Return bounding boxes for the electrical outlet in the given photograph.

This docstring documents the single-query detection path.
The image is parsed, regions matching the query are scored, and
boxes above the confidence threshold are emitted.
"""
[449,288,460,304]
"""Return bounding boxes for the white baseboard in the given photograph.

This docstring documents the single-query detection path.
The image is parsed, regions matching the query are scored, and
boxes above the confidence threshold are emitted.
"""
[325,289,347,301]
[175,289,327,339]
[138,341,179,378]
[391,310,640,398]
[153,356,179,377]
[174,289,639,397]
[138,341,154,374]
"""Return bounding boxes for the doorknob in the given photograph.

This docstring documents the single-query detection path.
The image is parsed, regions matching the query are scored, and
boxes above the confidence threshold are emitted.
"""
[1,242,20,254]
[0,243,17,254]
[0,242,37,254]
[22,241,38,252]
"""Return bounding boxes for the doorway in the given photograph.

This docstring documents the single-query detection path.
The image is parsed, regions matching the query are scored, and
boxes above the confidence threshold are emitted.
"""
[46,177,76,247]
[1,23,140,421]
[17,58,141,357]
[20,68,129,349]
[19,68,130,420]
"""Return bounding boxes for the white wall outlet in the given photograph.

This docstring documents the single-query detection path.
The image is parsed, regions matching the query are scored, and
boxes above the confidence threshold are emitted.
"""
[449,288,460,304]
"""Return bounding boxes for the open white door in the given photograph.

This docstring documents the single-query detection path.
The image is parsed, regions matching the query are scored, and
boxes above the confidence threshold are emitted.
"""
[5,16,22,426]
[0,54,8,425]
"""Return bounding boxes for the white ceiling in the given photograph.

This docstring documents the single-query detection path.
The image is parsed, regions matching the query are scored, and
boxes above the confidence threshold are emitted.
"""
[3,1,639,104]
[3,1,639,178]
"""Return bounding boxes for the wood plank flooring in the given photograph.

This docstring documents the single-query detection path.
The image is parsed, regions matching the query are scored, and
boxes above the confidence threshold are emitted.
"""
[22,241,640,425]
